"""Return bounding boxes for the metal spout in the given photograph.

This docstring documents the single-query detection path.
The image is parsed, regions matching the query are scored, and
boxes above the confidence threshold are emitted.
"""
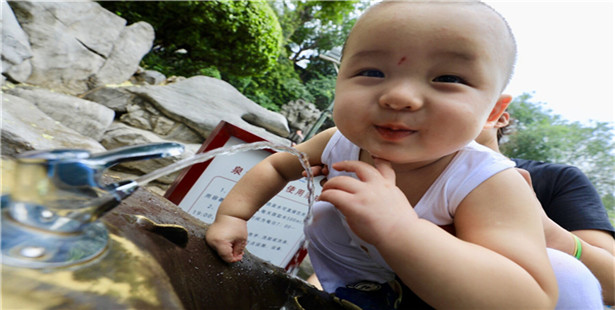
[2,143,184,269]
[8,142,183,232]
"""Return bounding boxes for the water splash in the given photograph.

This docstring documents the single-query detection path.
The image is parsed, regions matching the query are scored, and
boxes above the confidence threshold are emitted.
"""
[135,141,316,274]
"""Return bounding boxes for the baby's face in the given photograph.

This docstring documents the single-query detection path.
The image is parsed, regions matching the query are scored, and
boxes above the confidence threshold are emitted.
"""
[333,2,513,165]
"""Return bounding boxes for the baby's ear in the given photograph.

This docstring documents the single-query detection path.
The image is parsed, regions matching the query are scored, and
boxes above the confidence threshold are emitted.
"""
[484,95,512,129]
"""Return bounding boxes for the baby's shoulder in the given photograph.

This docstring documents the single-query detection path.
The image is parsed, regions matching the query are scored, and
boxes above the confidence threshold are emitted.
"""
[294,127,339,165]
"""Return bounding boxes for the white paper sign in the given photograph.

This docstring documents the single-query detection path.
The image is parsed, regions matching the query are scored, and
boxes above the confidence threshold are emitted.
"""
[177,136,322,267]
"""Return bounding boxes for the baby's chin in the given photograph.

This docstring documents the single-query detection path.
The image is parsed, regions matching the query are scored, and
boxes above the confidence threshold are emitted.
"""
[364,150,413,165]
[368,148,457,168]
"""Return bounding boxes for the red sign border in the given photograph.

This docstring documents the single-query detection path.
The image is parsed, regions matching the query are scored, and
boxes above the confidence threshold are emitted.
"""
[164,121,273,204]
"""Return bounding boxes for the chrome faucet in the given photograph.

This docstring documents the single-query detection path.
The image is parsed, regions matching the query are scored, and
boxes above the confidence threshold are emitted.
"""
[1,142,184,268]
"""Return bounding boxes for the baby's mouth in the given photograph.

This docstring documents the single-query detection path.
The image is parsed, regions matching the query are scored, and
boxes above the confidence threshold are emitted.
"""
[375,125,416,140]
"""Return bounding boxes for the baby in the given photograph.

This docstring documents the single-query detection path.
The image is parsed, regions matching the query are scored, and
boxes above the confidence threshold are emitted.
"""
[207,1,559,308]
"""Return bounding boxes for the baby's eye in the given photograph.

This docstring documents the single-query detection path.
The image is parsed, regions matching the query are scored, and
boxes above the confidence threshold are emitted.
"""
[433,75,465,84]
[357,69,385,78]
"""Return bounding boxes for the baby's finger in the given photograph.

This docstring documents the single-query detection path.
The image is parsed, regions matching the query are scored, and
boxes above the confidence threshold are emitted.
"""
[230,240,247,262]
[213,242,238,263]
[321,164,329,176]
[318,188,356,212]
[373,158,396,182]
[302,165,331,178]
[331,160,381,182]
[321,175,364,194]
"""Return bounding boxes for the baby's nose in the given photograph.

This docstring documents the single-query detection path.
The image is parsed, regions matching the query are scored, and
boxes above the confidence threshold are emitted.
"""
[378,82,423,111]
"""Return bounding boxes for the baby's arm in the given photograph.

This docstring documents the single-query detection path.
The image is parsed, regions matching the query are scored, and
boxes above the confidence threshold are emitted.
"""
[321,159,558,309]
[205,128,335,263]
[518,167,613,304]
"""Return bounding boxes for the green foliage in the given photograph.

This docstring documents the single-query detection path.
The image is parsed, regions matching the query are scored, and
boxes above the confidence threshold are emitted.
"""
[272,1,361,67]
[99,0,365,111]
[230,57,314,110]
[100,1,282,77]
[304,73,336,110]
[228,0,366,110]
[254,0,366,110]
[501,93,615,218]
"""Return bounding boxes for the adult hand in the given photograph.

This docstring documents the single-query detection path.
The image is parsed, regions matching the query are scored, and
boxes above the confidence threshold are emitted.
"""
[515,167,533,189]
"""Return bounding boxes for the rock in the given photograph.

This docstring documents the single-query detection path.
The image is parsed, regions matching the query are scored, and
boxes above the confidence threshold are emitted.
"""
[1,94,106,156]
[279,99,322,136]
[127,76,291,145]
[7,1,150,95]
[6,86,115,141]
[119,98,204,144]
[94,22,155,85]
[133,68,167,86]
[2,1,296,176]
[82,85,135,112]
[158,123,204,144]
[1,1,33,83]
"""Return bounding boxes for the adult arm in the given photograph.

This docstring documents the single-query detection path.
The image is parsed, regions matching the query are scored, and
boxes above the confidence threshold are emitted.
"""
[515,160,615,253]
[542,209,615,305]
[547,166,615,255]
[573,229,615,256]
[518,165,615,304]
[577,236,615,305]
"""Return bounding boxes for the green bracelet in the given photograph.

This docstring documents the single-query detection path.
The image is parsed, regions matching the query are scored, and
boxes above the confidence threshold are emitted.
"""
[572,234,582,260]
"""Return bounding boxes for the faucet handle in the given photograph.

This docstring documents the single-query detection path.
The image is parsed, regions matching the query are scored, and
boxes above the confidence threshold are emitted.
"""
[88,142,185,170]
[85,142,185,189]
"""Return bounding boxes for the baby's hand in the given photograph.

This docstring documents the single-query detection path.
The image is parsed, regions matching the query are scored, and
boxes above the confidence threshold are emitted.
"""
[205,215,248,263]
[302,164,329,187]
[318,158,417,247]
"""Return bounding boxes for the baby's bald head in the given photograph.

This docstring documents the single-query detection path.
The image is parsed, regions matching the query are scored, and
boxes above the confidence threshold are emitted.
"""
[345,1,517,91]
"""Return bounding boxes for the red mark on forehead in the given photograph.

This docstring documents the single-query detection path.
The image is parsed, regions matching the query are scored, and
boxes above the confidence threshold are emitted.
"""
[397,56,407,65]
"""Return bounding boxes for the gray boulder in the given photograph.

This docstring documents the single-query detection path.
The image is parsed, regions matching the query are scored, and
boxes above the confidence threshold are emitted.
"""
[6,86,115,141]
[1,1,296,181]
[280,99,322,134]
[8,1,151,95]
[120,98,203,144]
[1,1,33,83]
[83,85,138,113]
[127,76,291,144]
[94,21,155,86]
[1,94,106,156]
[133,69,167,86]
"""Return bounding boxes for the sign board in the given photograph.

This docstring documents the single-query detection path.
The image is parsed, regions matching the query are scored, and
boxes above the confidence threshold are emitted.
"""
[165,121,321,271]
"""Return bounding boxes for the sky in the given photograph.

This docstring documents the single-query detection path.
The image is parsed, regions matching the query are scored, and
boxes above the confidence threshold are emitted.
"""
[484,1,614,126]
